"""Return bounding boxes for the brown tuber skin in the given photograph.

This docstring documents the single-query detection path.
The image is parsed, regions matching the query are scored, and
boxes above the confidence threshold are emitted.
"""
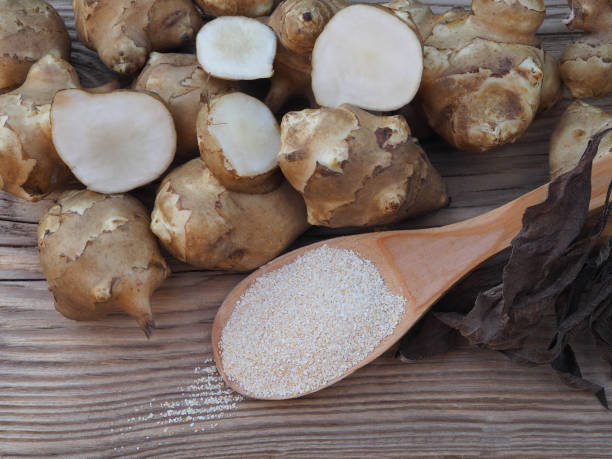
[72,0,203,75]
[0,0,71,92]
[0,54,80,201]
[278,105,449,228]
[419,0,552,152]
[549,101,612,180]
[133,52,237,157]
[38,190,170,336]
[194,0,274,17]
[560,0,612,99]
[264,0,347,113]
[150,159,309,271]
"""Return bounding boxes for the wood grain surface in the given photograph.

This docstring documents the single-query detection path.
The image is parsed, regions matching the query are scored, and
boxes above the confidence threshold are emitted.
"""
[1,1,612,457]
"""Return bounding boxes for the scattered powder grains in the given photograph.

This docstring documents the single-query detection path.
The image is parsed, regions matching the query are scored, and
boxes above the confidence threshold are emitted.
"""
[157,358,243,428]
[221,245,406,398]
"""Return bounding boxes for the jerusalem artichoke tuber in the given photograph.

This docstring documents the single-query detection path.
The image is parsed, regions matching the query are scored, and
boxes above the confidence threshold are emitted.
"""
[150,159,309,271]
[0,54,79,201]
[419,0,550,152]
[51,89,177,194]
[72,0,203,75]
[549,101,612,180]
[196,17,277,80]
[0,0,71,92]
[560,0,612,99]
[311,4,423,111]
[197,92,282,194]
[38,190,170,336]
[278,105,449,227]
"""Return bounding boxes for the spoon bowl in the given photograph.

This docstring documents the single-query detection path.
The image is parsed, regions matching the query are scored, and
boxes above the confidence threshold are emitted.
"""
[213,154,612,400]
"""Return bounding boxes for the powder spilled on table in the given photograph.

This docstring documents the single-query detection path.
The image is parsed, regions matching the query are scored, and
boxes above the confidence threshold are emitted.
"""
[220,245,406,398]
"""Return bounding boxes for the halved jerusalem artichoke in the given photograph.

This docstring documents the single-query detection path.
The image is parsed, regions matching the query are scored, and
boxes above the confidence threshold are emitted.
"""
[197,92,281,194]
[133,52,238,158]
[278,105,449,227]
[0,54,79,201]
[38,190,170,336]
[196,17,277,80]
[51,89,177,194]
[311,4,423,111]
[150,159,309,271]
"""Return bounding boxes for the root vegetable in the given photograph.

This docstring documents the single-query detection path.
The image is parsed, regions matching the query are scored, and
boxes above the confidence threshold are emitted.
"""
[150,158,309,271]
[196,17,277,80]
[133,52,237,157]
[264,0,347,113]
[0,54,79,202]
[38,190,170,336]
[194,0,274,18]
[51,89,176,194]
[549,101,612,180]
[560,0,612,99]
[311,4,423,111]
[72,0,203,75]
[419,0,548,152]
[278,105,449,227]
[0,0,70,92]
[197,92,281,193]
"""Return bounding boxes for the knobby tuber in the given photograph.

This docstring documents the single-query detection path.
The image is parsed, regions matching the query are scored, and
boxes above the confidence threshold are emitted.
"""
[38,190,170,336]
[196,17,277,80]
[0,0,71,92]
[0,54,79,201]
[278,105,449,227]
[549,101,612,180]
[150,158,309,271]
[133,52,237,157]
[264,0,347,113]
[197,92,282,194]
[194,0,274,18]
[72,0,203,75]
[419,0,553,152]
[560,0,612,99]
[51,89,177,194]
[311,4,423,111]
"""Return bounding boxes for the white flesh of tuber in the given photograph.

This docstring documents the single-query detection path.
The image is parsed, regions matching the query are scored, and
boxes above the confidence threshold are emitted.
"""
[196,17,277,80]
[51,89,176,194]
[311,4,423,111]
[198,92,280,193]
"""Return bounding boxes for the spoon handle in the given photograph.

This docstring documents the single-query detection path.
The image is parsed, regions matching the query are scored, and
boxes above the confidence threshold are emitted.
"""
[378,154,612,315]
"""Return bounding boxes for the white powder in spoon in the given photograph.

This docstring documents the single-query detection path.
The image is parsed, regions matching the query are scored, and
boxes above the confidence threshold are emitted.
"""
[220,245,406,398]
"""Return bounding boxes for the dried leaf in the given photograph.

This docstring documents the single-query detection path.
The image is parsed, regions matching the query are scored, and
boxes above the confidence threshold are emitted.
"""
[398,129,612,408]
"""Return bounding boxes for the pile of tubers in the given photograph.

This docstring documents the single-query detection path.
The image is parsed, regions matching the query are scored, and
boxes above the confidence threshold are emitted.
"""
[0,0,609,334]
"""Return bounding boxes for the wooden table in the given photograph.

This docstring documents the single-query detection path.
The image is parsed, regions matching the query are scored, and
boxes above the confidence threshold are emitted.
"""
[2,1,611,457]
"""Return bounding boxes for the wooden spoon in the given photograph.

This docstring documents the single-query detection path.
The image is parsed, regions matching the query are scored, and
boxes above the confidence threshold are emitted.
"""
[212,155,612,400]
